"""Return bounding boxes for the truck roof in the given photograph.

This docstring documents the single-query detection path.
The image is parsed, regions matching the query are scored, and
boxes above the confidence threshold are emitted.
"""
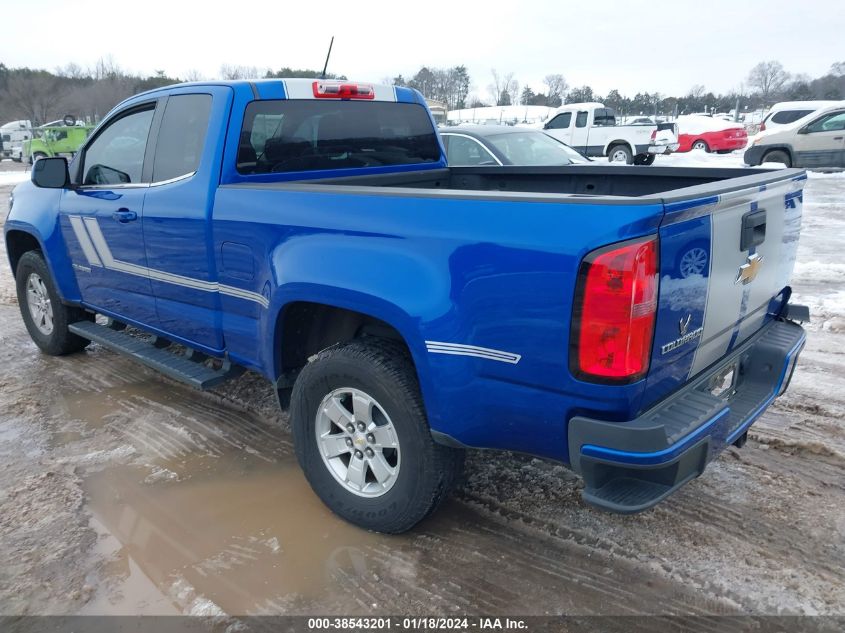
[124,78,413,105]
[552,102,607,112]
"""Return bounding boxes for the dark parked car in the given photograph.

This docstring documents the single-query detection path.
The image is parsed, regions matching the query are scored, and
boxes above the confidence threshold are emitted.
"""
[440,125,591,166]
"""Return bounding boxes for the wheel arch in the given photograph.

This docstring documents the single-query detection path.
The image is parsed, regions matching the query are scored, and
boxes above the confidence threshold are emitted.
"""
[268,291,436,408]
[760,145,794,165]
[4,222,82,303]
[603,139,634,157]
[5,228,43,275]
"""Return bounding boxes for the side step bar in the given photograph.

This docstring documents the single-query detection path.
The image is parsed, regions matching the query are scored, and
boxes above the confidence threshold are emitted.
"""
[69,321,242,390]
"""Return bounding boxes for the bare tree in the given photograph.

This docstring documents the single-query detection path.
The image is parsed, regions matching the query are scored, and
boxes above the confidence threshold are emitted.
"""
[543,73,568,107]
[489,69,515,105]
[688,84,706,99]
[747,61,790,103]
[55,63,88,80]
[219,64,266,80]
[91,55,122,81]
[183,69,205,82]
[4,74,68,124]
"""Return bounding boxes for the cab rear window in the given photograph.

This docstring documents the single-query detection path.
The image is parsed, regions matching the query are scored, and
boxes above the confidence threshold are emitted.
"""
[236,100,441,174]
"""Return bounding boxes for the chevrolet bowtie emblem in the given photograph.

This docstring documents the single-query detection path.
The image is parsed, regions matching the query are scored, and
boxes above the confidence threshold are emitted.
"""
[736,252,764,285]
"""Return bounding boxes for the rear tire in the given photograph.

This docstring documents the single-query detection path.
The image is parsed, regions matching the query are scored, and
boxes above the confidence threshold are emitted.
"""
[291,338,464,533]
[15,251,91,355]
[692,140,710,152]
[607,144,633,164]
[762,149,792,168]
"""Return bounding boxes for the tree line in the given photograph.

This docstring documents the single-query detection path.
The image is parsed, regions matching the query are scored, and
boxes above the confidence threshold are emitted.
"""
[1,57,843,127]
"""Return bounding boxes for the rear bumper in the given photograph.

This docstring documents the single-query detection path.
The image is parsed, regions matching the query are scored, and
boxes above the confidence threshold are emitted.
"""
[647,143,680,155]
[717,137,748,151]
[567,317,806,514]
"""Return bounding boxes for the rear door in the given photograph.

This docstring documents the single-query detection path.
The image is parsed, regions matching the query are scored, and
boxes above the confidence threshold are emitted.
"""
[142,88,225,352]
[570,110,590,153]
[792,109,845,168]
[642,174,805,406]
[59,101,160,326]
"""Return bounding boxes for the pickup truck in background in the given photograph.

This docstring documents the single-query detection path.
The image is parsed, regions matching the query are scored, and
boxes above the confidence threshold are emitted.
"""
[543,102,679,164]
[6,79,808,533]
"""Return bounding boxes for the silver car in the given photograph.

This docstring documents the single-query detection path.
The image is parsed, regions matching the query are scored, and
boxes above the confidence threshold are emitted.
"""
[745,104,845,168]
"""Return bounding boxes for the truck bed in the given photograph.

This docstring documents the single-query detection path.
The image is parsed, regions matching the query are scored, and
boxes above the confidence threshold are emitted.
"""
[226,165,804,203]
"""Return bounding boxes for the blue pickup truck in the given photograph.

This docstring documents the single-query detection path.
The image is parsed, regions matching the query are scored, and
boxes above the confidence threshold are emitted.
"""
[6,79,808,532]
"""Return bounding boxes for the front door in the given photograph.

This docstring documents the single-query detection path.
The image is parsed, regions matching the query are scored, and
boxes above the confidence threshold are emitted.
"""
[60,101,159,327]
[544,111,573,145]
[793,109,845,168]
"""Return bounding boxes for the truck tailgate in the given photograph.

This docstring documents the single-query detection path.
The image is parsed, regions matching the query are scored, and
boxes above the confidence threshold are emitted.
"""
[643,172,806,408]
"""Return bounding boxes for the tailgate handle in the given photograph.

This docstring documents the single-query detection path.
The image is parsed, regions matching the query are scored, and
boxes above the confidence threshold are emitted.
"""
[740,209,766,251]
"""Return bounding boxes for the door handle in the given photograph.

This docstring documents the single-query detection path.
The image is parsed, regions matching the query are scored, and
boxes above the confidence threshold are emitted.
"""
[834,136,843,141]
[112,209,137,223]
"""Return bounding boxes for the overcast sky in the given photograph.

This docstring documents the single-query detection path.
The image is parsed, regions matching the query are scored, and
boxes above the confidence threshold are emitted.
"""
[3,0,842,98]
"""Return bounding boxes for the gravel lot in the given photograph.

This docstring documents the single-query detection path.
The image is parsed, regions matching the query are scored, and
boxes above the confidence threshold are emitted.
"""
[0,157,843,619]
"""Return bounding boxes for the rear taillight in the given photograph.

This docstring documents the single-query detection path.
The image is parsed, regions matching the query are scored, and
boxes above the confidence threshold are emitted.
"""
[759,121,766,132]
[650,129,657,141]
[570,237,658,383]
[312,81,375,99]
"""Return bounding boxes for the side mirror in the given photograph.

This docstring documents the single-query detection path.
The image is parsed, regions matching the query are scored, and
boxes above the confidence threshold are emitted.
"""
[31,157,69,188]
[543,123,551,130]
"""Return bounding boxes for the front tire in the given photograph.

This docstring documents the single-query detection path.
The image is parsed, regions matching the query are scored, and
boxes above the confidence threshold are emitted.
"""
[291,338,464,533]
[762,149,792,168]
[15,251,91,355]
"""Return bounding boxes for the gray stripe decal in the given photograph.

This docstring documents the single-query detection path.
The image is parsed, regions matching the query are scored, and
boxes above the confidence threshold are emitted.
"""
[75,216,269,308]
[425,341,521,364]
[68,216,102,267]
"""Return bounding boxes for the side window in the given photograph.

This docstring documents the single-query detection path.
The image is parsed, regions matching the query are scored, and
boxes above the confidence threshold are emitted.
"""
[771,110,812,125]
[547,112,571,129]
[805,111,845,133]
[593,108,616,126]
[575,111,588,128]
[82,106,155,185]
[445,135,498,166]
[152,94,212,182]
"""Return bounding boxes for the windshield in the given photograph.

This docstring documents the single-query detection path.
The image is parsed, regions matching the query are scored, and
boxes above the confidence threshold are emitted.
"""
[486,131,590,165]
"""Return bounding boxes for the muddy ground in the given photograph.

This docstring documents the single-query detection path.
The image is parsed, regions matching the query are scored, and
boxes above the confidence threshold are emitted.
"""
[0,167,843,619]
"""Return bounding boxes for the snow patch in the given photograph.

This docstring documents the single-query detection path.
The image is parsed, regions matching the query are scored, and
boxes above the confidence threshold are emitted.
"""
[0,171,28,186]
[792,261,845,283]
